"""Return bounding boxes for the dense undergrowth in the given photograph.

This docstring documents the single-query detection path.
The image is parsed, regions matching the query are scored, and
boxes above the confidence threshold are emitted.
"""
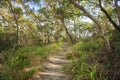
[64,39,102,80]
[0,42,62,80]
[64,32,120,80]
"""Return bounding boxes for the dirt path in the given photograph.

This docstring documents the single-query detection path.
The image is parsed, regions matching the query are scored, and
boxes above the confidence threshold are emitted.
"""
[32,43,71,80]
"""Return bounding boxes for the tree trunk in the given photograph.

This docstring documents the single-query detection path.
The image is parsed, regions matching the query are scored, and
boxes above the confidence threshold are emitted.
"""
[47,31,51,44]
[7,0,19,48]
[54,34,59,43]
[115,0,120,25]
[98,0,120,32]
[78,29,81,39]
[74,20,77,39]
[61,18,74,44]
[69,0,111,52]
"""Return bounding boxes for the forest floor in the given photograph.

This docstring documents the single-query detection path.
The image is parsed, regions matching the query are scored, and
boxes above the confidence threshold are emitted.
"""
[31,43,71,80]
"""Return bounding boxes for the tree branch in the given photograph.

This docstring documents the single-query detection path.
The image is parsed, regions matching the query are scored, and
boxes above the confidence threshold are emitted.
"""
[69,0,111,51]
[6,0,19,46]
[69,0,101,29]
[114,0,120,25]
[98,0,120,32]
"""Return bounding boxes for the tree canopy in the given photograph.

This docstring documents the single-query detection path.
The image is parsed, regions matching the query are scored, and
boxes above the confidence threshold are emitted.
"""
[0,0,120,80]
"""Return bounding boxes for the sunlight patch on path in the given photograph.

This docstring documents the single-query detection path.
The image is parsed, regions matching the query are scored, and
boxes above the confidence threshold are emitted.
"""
[32,43,71,80]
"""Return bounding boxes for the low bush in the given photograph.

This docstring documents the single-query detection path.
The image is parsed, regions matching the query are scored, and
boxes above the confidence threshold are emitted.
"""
[0,42,62,80]
[65,34,120,80]
[64,39,103,80]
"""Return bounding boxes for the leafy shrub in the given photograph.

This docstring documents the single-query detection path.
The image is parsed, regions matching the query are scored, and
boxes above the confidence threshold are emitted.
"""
[65,40,101,80]
[110,30,120,51]
[65,32,120,80]
[0,42,62,80]
[0,27,16,52]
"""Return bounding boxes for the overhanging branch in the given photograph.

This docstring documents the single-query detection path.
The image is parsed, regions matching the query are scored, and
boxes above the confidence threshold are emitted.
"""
[98,0,120,32]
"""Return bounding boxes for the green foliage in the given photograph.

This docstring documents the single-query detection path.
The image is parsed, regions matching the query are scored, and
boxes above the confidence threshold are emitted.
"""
[7,53,29,69]
[74,41,100,52]
[1,0,120,80]
[65,39,102,80]
[110,30,120,51]
[0,42,62,80]
[0,27,16,51]
[65,32,120,80]
[13,7,23,15]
